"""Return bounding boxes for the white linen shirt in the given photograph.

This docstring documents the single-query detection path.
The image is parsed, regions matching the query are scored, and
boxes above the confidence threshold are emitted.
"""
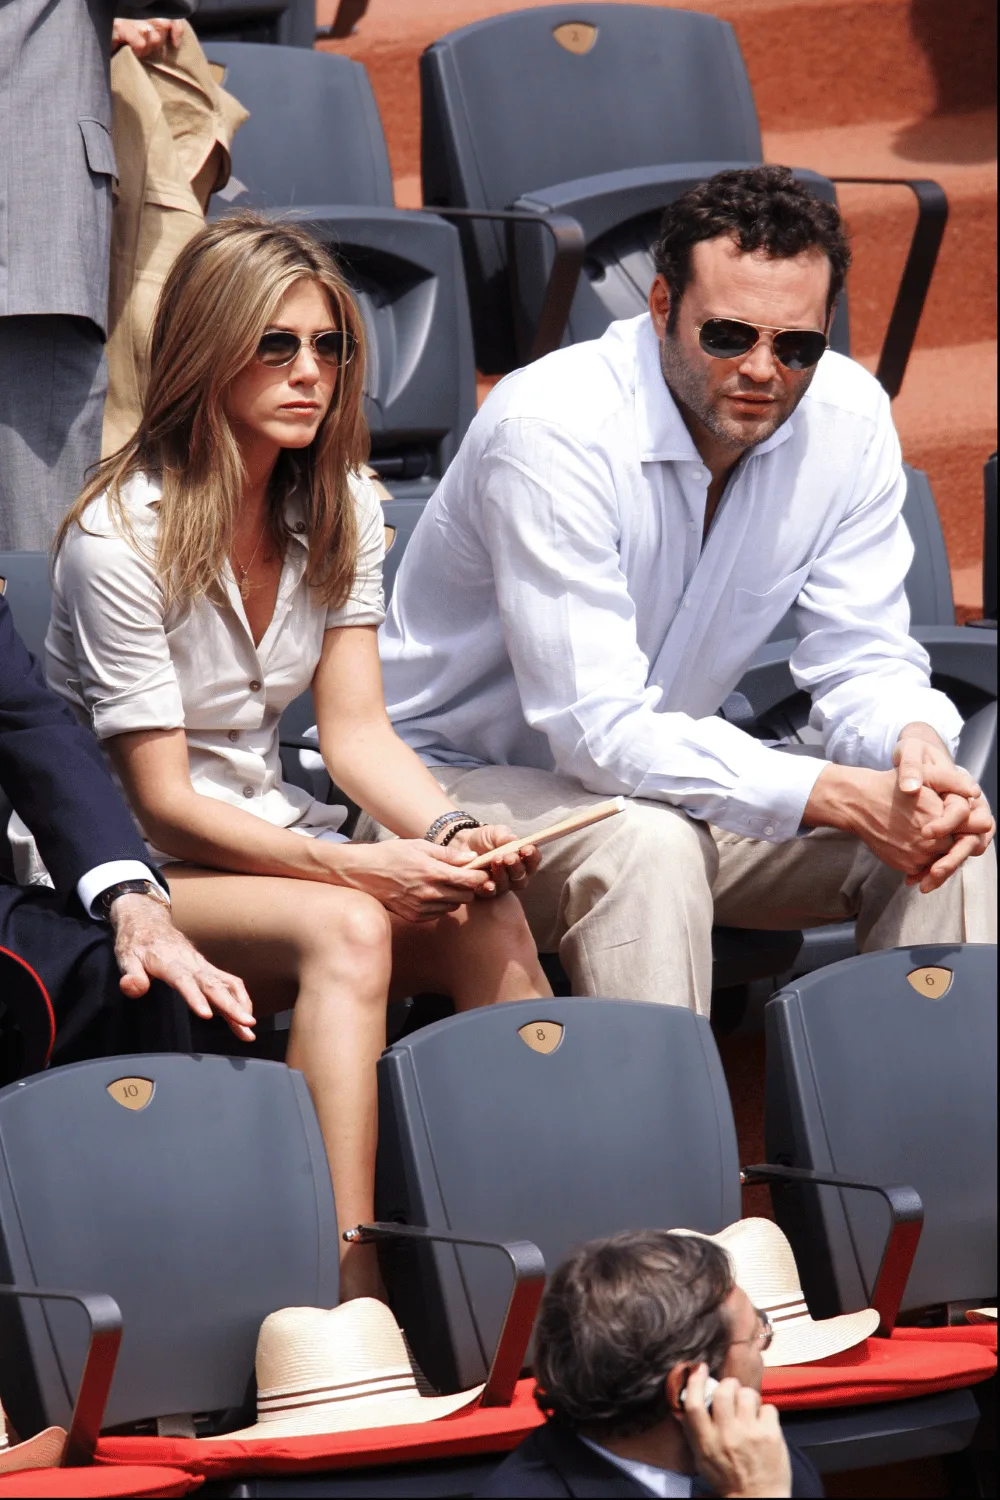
[380,314,961,843]
[45,471,386,862]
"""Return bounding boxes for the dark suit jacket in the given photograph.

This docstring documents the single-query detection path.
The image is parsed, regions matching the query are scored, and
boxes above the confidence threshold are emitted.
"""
[0,595,157,914]
[477,1420,824,1499]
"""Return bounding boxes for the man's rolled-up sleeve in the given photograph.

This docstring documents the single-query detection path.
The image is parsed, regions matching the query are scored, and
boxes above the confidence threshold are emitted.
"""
[55,524,185,740]
[478,420,825,842]
[792,397,962,768]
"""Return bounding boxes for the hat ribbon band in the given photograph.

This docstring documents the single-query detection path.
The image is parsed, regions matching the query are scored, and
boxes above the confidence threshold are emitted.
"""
[759,1298,810,1326]
[257,1374,419,1416]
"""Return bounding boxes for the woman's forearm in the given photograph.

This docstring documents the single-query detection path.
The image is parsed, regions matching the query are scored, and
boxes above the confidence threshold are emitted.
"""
[321,717,455,838]
[131,785,342,880]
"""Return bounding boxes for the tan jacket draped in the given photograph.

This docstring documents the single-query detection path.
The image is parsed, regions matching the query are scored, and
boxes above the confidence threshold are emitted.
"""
[103,27,248,455]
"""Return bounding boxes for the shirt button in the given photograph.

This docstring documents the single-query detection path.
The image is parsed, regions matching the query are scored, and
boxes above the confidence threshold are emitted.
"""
[242,785,254,799]
[249,679,262,693]
[228,729,240,742]
[764,825,775,837]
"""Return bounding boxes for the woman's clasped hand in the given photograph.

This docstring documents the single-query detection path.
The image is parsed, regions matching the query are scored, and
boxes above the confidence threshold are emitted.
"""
[331,830,539,923]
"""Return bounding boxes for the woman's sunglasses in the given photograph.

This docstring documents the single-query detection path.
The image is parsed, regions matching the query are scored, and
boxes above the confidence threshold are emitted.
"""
[696,318,828,371]
[255,329,357,369]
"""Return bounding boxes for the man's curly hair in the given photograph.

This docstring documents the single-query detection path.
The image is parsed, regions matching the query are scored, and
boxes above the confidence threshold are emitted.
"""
[652,165,852,331]
[533,1230,734,1440]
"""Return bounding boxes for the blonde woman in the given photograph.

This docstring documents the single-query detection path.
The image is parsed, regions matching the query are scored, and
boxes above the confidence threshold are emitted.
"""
[49,216,550,1300]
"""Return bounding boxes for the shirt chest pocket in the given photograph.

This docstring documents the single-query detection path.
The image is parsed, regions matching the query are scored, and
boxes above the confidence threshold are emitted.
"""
[708,564,812,686]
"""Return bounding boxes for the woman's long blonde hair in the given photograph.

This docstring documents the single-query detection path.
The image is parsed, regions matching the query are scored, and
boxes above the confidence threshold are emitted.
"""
[56,214,369,608]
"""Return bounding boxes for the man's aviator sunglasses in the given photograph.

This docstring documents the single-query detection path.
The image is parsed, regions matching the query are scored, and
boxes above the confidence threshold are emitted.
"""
[255,329,356,368]
[696,318,827,371]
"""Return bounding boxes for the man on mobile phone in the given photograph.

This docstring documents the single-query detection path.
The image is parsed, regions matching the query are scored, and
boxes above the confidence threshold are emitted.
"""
[381,166,995,1014]
[478,1229,820,1498]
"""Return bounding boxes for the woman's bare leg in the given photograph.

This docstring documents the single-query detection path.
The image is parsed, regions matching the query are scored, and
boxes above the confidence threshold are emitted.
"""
[390,892,552,1009]
[166,866,391,1299]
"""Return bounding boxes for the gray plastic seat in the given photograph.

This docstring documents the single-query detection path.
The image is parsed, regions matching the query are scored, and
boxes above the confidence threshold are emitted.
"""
[765,945,997,1321]
[421,4,945,398]
[420,4,848,374]
[0,1052,541,1474]
[0,1055,339,1440]
[0,551,51,662]
[205,42,476,502]
[191,0,316,48]
[372,994,986,1473]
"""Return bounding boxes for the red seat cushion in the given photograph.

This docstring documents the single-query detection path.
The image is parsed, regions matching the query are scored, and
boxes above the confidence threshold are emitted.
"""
[93,1332,996,1481]
[0,1467,201,1499]
[759,1328,997,1412]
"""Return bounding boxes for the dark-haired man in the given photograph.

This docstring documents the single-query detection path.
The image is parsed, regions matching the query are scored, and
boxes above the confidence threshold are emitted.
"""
[381,167,995,1012]
[478,1230,822,1498]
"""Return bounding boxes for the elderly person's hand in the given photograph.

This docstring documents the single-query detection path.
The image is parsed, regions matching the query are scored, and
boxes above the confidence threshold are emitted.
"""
[447,822,541,897]
[110,891,256,1042]
[111,16,185,59]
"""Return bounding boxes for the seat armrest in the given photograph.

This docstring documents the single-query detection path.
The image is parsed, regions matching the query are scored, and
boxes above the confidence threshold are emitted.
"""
[740,1164,923,1335]
[0,1284,122,1466]
[428,206,585,361]
[831,178,947,400]
[344,1222,545,1405]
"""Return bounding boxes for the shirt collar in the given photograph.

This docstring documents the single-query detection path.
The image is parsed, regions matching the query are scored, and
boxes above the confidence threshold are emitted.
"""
[632,313,796,464]
[135,472,311,545]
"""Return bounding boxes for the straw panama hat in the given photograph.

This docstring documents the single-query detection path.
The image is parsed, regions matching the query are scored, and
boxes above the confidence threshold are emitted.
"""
[220,1298,485,1440]
[674,1218,880,1367]
[0,1400,65,1475]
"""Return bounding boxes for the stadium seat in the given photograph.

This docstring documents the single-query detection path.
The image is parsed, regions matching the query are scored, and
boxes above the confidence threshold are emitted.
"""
[370,994,990,1472]
[420,4,944,391]
[203,42,478,503]
[0,551,51,662]
[191,0,325,49]
[0,1054,540,1458]
[764,945,997,1323]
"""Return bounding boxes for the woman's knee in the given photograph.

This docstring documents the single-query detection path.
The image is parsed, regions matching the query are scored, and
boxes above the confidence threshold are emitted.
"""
[298,887,393,985]
[456,891,537,955]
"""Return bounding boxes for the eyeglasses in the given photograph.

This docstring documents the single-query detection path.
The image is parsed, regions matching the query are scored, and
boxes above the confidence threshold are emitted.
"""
[255,329,356,369]
[696,318,827,371]
[730,1308,773,1354]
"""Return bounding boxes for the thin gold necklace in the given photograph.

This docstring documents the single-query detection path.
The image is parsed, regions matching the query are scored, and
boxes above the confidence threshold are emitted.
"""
[231,516,269,600]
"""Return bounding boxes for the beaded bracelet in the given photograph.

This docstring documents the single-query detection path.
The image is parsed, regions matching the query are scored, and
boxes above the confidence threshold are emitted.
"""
[439,818,481,847]
[424,810,481,845]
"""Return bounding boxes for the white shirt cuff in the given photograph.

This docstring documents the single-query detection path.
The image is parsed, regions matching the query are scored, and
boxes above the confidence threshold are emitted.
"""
[721,748,827,842]
[78,860,168,919]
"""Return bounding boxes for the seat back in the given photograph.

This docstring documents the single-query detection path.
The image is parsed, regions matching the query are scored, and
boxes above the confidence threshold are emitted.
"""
[422,4,760,210]
[423,5,837,371]
[0,552,53,662]
[192,0,315,47]
[375,998,740,1392]
[206,43,394,208]
[0,1055,339,1437]
[899,466,956,627]
[765,946,997,1320]
[206,45,477,493]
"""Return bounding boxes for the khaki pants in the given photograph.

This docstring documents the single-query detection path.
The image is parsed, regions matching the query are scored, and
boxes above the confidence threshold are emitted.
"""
[426,763,997,1016]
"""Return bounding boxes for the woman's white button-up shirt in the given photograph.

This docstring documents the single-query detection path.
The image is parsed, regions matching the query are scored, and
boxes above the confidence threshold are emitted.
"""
[45,471,385,862]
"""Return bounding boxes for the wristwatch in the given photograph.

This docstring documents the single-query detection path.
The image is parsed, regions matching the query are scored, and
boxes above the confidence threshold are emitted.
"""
[97,878,171,921]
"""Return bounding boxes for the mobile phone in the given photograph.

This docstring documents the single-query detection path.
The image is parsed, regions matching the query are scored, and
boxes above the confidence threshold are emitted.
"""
[680,1374,719,1411]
